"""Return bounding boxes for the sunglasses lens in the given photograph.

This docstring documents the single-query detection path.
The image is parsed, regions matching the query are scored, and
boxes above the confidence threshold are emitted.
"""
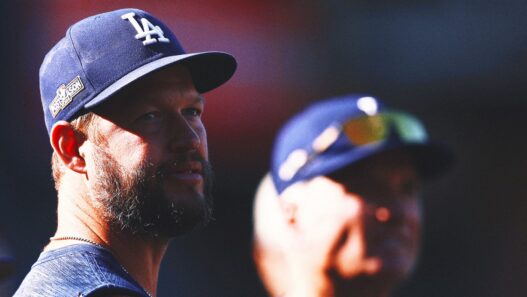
[343,112,427,146]
[387,112,427,142]
[343,115,386,145]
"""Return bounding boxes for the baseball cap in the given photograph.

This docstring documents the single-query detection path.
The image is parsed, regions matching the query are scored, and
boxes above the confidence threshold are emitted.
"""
[40,8,237,134]
[271,95,454,194]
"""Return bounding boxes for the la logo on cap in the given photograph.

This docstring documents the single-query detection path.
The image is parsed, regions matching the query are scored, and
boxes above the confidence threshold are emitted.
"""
[121,12,170,45]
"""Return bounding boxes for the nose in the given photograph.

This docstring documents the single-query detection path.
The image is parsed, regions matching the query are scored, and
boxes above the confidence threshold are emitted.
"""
[168,116,201,152]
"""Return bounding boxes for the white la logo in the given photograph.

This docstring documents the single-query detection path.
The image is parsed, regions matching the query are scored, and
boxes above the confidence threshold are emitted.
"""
[121,12,170,46]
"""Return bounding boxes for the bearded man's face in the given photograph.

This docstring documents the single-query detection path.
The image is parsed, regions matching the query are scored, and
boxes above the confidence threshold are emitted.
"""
[84,65,213,238]
[90,144,213,237]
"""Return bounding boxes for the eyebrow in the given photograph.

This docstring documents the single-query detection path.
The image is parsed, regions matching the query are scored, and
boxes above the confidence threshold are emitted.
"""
[193,94,205,105]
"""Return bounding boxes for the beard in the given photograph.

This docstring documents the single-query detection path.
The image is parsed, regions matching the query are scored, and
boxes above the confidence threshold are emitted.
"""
[88,145,214,238]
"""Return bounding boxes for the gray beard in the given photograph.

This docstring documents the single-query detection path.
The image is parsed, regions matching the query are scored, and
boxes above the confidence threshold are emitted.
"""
[88,145,214,238]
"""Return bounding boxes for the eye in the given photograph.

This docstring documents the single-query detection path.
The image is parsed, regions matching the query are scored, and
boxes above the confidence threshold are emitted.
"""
[133,111,163,133]
[182,107,203,118]
[138,111,162,122]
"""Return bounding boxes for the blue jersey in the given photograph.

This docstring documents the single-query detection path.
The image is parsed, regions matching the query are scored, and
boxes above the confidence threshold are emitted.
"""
[14,244,150,297]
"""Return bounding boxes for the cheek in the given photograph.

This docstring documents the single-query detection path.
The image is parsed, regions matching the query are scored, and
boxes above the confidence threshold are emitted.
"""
[107,135,151,170]
[407,202,422,236]
[199,127,208,159]
[403,202,422,272]
[400,202,423,258]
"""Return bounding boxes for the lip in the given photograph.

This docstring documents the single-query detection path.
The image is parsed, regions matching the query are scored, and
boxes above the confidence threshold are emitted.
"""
[165,161,204,184]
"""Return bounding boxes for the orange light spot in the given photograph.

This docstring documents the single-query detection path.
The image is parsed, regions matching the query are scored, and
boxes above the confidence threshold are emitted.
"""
[375,207,391,222]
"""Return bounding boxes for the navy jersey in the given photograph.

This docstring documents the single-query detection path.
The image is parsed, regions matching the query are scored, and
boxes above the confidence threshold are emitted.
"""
[14,244,150,297]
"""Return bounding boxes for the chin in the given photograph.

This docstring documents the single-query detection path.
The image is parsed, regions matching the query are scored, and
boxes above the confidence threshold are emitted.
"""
[151,200,209,238]
[153,171,213,237]
[164,189,212,232]
[168,183,207,204]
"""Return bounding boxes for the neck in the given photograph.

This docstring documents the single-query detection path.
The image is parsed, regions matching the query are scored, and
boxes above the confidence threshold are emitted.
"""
[47,177,169,296]
[105,233,169,297]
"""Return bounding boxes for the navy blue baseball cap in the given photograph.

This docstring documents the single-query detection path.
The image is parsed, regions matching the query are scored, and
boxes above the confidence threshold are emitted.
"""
[40,8,237,134]
[271,95,454,194]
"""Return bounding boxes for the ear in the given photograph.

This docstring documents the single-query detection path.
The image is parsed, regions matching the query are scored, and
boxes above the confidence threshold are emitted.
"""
[50,121,87,174]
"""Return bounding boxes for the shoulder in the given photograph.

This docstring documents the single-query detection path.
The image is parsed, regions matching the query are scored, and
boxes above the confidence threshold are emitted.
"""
[90,293,137,297]
[88,289,148,297]
[15,245,149,297]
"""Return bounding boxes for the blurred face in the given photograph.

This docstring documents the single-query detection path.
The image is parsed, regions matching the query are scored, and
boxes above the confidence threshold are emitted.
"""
[282,150,422,284]
[83,65,213,238]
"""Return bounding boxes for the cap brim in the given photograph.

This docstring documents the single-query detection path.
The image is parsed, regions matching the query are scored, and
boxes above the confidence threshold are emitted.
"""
[84,51,236,109]
[300,140,454,182]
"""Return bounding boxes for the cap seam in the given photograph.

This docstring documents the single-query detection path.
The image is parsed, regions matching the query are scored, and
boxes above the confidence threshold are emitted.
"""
[67,27,95,92]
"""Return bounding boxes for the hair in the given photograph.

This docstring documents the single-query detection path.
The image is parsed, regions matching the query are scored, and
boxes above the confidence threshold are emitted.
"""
[51,112,98,190]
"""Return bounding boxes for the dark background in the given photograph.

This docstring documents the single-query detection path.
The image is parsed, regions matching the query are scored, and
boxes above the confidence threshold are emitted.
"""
[0,1,526,296]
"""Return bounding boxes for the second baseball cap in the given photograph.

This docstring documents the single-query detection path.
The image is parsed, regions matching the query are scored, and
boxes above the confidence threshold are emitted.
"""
[40,8,237,134]
[271,95,454,194]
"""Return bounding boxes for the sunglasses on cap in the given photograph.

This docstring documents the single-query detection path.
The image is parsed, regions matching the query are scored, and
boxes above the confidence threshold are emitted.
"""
[278,111,428,182]
[340,111,427,147]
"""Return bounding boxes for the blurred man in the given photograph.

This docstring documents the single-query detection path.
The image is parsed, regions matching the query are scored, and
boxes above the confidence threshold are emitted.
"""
[15,8,236,297]
[253,95,452,297]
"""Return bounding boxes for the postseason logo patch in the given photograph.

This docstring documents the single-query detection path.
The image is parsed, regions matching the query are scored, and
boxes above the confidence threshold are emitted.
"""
[49,76,84,118]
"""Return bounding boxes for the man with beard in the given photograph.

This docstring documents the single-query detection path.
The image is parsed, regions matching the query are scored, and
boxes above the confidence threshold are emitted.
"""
[252,95,453,297]
[15,8,236,297]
